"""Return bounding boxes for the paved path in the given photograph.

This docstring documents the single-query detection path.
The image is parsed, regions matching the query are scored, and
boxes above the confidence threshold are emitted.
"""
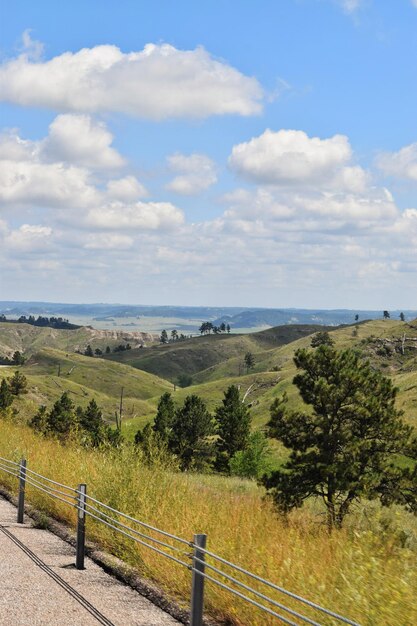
[0,496,180,626]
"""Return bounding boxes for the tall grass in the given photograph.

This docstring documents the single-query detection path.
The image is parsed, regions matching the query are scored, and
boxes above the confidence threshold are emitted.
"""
[0,420,416,625]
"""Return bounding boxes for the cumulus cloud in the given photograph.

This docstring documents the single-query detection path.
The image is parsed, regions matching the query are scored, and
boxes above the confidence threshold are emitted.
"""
[166,153,217,195]
[229,129,364,190]
[0,42,263,119]
[84,201,184,231]
[376,143,417,182]
[42,114,125,170]
[0,158,98,209]
[5,224,53,252]
[106,176,147,200]
[0,119,150,212]
[221,185,397,238]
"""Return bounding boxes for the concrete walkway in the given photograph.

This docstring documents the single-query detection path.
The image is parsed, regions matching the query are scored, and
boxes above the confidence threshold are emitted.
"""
[0,496,180,626]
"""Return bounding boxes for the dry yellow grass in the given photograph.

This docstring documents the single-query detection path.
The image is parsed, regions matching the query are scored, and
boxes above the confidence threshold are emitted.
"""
[0,420,416,626]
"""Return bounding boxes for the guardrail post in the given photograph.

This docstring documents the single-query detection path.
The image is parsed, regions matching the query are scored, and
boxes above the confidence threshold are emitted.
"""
[190,533,207,626]
[17,459,26,524]
[76,483,87,570]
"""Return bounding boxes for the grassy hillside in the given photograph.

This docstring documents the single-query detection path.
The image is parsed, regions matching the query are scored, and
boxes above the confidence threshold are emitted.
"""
[0,322,154,358]
[106,324,332,381]
[3,348,172,428]
[2,318,416,442]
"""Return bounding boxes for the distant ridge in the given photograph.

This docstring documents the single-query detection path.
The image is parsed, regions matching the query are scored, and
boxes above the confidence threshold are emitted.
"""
[1,301,416,331]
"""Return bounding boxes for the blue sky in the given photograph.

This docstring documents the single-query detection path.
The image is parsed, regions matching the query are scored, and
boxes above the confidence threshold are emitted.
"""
[1,0,417,308]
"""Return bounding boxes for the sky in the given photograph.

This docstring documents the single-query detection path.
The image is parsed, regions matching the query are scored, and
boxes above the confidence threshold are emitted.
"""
[1,0,417,309]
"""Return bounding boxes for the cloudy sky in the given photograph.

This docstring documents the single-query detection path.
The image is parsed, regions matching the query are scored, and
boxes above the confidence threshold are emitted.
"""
[1,0,417,308]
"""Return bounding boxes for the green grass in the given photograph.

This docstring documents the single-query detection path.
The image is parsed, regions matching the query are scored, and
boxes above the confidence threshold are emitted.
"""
[106,324,332,382]
[5,348,173,427]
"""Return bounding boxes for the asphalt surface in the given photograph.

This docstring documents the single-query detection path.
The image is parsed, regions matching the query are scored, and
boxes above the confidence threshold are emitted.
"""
[0,496,180,626]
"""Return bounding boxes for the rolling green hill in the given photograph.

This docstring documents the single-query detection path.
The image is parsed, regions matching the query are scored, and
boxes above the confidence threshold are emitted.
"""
[0,322,155,358]
[2,318,416,446]
[2,348,172,430]
[106,324,333,382]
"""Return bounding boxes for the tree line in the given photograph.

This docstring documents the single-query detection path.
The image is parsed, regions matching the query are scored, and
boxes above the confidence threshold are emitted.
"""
[0,315,80,329]
[0,350,26,366]
[134,385,271,478]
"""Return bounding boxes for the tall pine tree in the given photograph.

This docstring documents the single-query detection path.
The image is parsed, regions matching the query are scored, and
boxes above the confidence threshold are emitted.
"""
[215,385,251,472]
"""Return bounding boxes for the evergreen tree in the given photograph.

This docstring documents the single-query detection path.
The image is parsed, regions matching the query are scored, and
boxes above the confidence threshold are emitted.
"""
[12,351,25,365]
[30,405,48,433]
[84,344,94,357]
[79,399,104,445]
[153,392,175,442]
[244,352,255,374]
[47,392,76,439]
[105,346,111,354]
[8,371,28,396]
[400,312,405,322]
[263,346,413,530]
[310,331,334,347]
[383,310,390,320]
[0,379,13,410]
[160,330,169,344]
[215,385,251,472]
[168,395,214,471]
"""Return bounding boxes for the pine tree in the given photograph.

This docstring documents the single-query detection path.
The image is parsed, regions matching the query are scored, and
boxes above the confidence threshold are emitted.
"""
[160,330,169,344]
[263,346,413,529]
[244,352,255,374]
[8,371,28,396]
[79,399,104,445]
[168,395,214,471]
[153,392,175,442]
[47,392,76,439]
[310,331,334,347]
[0,379,13,410]
[30,405,48,433]
[84,344,94,357]
[215,385,251,472]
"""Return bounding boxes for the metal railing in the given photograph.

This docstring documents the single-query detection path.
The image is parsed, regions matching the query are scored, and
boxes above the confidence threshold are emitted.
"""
[0,455,361,626]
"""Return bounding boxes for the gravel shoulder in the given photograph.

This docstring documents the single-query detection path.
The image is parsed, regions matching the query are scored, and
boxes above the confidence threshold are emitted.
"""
[0,496,180,626]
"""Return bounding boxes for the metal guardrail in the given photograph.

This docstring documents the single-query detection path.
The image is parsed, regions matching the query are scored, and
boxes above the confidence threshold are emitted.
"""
[0,456,361,626]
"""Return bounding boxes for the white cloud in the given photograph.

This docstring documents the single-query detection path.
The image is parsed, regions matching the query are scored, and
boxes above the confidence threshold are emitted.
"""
[411,0,417,8]
[84,233,134,250]
[0,158,99,209]
[376,143,417,182]
[84,201,184,231]
[0,42,263,119]
[229,129,356,187]
[166,153,217,195]
[334,0,363,13]
[20,30,44,61]
[0,119,149,212]
[5,224,53,252]
[106,176,147,200]
[42,114,125,170]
